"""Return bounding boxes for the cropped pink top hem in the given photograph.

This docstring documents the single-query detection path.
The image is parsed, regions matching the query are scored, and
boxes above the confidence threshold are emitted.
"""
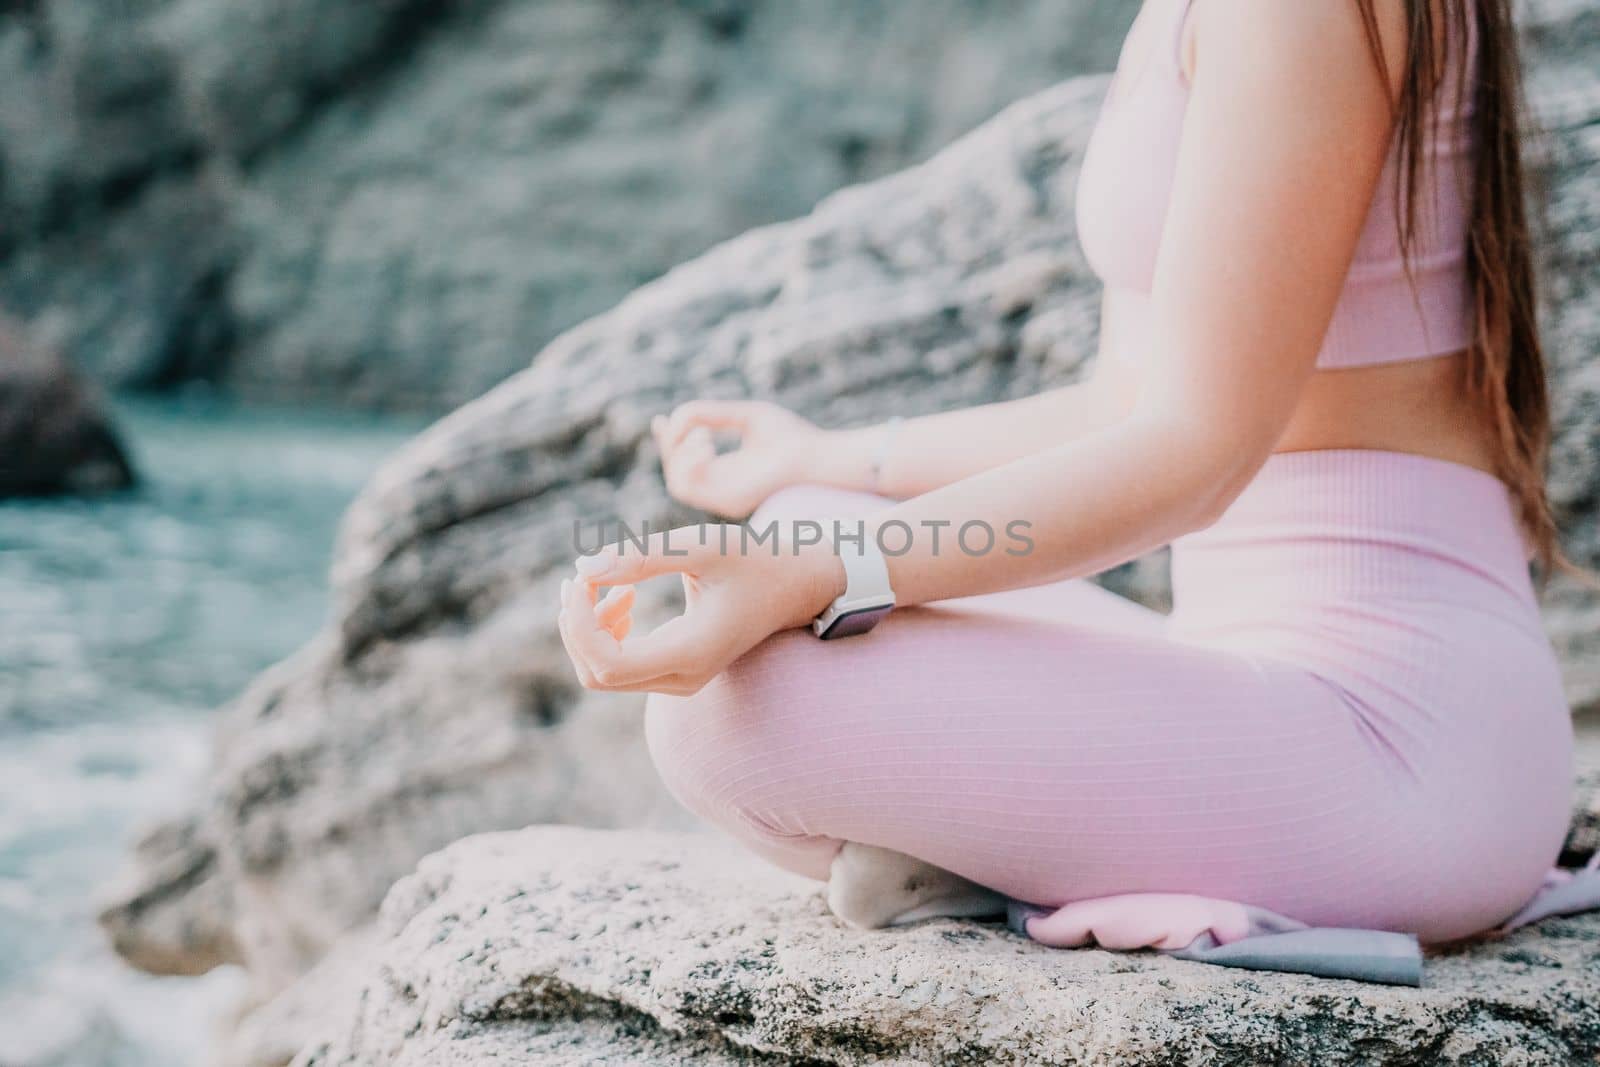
[1075,0,1480,369]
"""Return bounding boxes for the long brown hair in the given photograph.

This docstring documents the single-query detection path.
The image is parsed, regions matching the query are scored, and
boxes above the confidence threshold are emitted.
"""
[1353,0,1562,575]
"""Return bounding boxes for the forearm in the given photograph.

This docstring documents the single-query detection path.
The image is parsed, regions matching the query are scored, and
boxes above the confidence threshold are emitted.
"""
[802,369,1133,498]
[863,413,1253,607]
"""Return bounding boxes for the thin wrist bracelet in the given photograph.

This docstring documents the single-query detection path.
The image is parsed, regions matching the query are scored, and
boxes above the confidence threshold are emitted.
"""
[869,416,904,494]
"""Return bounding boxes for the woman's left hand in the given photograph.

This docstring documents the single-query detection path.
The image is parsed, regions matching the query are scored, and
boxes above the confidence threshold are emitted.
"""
[557,526,845,696]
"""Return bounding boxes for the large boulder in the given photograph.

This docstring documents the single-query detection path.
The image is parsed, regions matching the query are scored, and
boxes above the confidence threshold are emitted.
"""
[291,826,1600,1066]
[0,0,1132,403]
[1569,721,1600,864]
[101,0,1600,1056]
[0,314,136,496]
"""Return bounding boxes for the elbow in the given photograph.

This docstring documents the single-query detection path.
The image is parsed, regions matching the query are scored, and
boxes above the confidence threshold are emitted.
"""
[1183,474,1247,533]
[1137,415,1276,536]
[1185,446,1273,532]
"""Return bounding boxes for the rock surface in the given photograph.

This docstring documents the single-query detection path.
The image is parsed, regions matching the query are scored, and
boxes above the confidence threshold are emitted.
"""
[100,1,1600,1059]
[0,314,136,496]
[291,826,1600,1066]
[0,0,1132,406]
[1564,715,1600,865]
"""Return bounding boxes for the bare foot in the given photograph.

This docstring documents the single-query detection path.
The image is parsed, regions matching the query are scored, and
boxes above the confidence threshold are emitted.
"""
[826,842,1007,929]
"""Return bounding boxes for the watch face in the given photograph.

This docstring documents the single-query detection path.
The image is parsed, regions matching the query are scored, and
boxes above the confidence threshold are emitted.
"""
[818,604,893,639]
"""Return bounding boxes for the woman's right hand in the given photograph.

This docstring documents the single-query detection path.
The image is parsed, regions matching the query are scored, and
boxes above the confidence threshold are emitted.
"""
[652,399,822,519]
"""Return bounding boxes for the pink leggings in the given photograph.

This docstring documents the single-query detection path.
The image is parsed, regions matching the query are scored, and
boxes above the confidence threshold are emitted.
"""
[644,450,1574,944]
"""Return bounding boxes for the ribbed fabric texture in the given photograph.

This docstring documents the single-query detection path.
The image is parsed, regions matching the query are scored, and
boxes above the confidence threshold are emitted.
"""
[644,453,1573,945]
[1074,0,1479,368]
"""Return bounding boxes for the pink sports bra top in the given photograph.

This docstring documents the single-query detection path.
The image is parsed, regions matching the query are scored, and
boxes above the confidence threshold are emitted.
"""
[1076,0,1479,368]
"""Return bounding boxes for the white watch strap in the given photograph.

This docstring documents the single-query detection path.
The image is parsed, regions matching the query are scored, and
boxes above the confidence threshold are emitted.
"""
[837,537,893,603]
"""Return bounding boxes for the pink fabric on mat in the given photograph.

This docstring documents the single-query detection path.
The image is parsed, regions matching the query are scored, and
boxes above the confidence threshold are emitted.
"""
[644,450,1574,947]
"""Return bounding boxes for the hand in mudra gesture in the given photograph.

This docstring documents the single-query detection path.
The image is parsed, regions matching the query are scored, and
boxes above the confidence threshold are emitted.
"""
[652,399,820,519]
[557,526,844,696]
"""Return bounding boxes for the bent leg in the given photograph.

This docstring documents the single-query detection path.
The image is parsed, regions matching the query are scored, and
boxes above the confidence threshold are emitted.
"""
[644,591,1420,933]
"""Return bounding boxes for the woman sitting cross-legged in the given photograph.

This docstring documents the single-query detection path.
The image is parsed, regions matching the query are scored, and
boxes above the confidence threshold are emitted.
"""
[556,0,1595,980]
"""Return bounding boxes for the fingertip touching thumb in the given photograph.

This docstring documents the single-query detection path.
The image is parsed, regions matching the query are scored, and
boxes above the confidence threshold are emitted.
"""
[575,549,617,579]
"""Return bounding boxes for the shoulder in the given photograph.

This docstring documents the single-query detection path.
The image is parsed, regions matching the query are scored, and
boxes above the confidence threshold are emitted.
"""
[1180,0,1409,109]
[1182,0,1408,96]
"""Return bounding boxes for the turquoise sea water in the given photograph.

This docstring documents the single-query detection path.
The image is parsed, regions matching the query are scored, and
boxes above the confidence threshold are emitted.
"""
[0,397,422,1065]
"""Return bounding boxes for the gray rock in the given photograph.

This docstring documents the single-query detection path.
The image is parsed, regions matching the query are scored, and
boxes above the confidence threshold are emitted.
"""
[0,313,136,496]
[1563,715,1600,863]
[99,629,694,997]
[98,807,236,978]
[0,0,1133,401]
[215,926,383,1067]
[5,175,237,389]
[0,0,194,244]
[153,0,451,160]
[291,826,1600,1066]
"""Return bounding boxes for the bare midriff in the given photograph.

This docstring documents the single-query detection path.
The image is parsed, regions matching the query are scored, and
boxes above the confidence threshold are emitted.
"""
[1094,290,1502,478]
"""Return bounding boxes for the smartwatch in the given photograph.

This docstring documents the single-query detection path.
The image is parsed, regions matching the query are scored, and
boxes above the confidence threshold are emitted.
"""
[811,538,895,639]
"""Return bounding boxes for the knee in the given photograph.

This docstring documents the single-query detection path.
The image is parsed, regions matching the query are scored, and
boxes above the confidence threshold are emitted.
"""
[642,667,750,825]
[642,629,817,827]
[642,688,710,816]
